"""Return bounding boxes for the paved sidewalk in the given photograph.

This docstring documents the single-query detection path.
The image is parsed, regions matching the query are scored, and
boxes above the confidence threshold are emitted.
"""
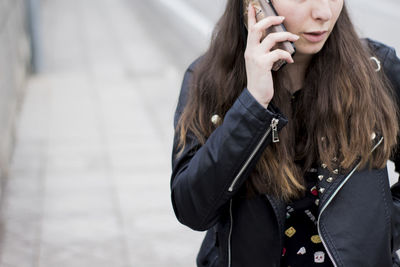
[0,0,203,266]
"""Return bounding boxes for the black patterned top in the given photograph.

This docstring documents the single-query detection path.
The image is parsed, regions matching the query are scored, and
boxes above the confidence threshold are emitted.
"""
[280,167,334,266]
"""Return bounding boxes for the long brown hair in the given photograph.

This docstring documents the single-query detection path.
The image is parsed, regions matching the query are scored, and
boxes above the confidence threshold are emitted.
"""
[176,1,399,201]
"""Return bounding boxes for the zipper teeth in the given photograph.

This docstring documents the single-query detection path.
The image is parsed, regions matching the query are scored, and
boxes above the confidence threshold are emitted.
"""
[317,136,383,267]
[228,124,274,192]
[228,199,233,267]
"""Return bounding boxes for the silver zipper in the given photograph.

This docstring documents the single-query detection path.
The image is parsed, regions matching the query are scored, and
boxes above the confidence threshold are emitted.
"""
[271,118,280,143]
[228,199,233,267]
[228,118,279,192]
[317,136,383,267]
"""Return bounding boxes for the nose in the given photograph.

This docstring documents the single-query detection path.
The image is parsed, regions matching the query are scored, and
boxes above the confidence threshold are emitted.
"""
[311,0,333,21]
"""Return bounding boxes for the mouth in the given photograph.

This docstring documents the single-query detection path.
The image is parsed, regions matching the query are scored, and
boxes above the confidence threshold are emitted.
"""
[302,31,328,43]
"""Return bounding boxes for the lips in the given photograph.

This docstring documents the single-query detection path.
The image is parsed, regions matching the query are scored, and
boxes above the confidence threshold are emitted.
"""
[303,31,328,43]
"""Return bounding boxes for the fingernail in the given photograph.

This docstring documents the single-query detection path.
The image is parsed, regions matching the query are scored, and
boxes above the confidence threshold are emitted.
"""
[279,16,285,20]
[293,35,300,40]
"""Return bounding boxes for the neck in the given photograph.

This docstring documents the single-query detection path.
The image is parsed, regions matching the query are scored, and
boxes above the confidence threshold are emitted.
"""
[284,53,313,94]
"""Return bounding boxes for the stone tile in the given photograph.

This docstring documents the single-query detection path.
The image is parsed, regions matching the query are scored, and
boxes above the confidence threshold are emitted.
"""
[44,170,109,188]
[125,215,203,267]
[44,192,114,217]
[47,136,104,152]
[39,238,129,267]
[39,209,130,267]
[2,177,40,199]
[0,186,42,266]
[45,139,108,173]
[2,192,42,214]
[8,153,45,175]
[41,215,121,242]
[0,215,41,244]
[113,169,169,185]
[109,154,168,173]
[16,77,52,141]
[45,154,108,173]
[0,230,37,267]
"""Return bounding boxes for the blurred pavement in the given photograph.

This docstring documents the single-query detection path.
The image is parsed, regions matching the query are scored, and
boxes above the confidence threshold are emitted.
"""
[0,0,399,266]
[0,0,203,266]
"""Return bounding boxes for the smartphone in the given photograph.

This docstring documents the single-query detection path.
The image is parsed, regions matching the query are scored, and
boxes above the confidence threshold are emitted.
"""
[243,0,296,71]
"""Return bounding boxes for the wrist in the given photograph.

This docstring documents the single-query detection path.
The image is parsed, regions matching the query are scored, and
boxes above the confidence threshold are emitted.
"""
[248,89,270,109]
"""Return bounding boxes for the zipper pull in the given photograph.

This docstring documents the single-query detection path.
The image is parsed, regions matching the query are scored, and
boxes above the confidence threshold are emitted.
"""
[271,118,279,143]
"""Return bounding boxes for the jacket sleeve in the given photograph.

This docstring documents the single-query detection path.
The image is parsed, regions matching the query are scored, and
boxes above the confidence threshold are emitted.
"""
[365,38,400,255]
[381,45,400,253]
[170,60,288,231]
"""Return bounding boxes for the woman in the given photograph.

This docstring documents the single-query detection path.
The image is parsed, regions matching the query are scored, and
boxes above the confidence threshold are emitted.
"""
[170,0,400,266]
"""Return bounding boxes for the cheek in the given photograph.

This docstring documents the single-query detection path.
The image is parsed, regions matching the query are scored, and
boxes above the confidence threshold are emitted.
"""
[275,8,302,34]
[272,0,300,33]
[283,17,301,34]
[331,1,344,23]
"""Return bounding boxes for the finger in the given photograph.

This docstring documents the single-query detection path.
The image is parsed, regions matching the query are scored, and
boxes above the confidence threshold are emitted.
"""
[260,32,299,52]
[247,3,257,29]
[247,16,285,45]
[254,15,285,33]
[265,49,294,67]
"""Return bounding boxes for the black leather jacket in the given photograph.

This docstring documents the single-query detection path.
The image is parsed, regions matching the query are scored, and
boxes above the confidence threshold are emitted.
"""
[171,39,400,267]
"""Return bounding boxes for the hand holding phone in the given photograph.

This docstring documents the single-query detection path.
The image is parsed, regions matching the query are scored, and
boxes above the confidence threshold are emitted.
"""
[243,0,296,71]
[243,1,299,108]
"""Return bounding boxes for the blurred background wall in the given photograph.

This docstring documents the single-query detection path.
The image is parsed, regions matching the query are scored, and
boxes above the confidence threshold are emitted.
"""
[0,0,31,198]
